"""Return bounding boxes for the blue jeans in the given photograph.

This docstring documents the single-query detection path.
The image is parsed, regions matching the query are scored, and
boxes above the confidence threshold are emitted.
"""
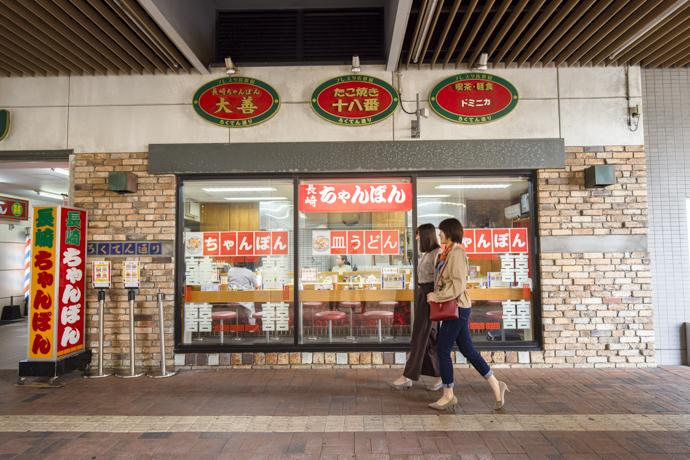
[437,307,492,387]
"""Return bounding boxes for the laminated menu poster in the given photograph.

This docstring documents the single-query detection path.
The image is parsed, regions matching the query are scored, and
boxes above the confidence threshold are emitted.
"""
[381,267,404,290]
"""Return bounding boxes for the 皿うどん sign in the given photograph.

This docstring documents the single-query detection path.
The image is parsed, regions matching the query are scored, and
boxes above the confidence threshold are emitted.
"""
[193,76,280,128]
[429,73,518,124]
[311,75,399,126]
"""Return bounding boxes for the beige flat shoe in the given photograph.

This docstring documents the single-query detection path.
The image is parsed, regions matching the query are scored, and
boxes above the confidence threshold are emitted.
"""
[428,396,458,412]
[389,379,413,390]
[494,381,510,410]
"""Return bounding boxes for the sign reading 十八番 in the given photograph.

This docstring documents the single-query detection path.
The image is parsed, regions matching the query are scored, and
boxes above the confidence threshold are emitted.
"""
[311,75,399,126]
[429,73,518,124]
[28,206,87,361]
[0,110,9,141]
[192,76,280,128]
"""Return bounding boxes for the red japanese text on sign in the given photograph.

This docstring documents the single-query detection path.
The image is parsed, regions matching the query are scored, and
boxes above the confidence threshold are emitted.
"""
[460,228,528,254]
[56,208,86,357]
[196,231,289,257]
[312,230,400,255]
[299,182,412,213]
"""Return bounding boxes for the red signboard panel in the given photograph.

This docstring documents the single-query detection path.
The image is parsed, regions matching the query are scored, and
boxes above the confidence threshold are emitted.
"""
[0,195,29,220]
[56,207,86,357]
[299,182,412,213]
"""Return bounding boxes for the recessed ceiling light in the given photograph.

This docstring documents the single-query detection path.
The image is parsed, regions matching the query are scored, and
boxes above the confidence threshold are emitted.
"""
[203,187,277,192]
[224,196,287,201]
[51,168,69,176]
[38,190,64,200]
[435,184,511,190]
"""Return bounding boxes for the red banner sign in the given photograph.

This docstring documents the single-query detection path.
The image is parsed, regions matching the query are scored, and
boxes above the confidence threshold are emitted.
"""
[0,195,28,220]
[430,73,519,124]
[299,182,412,213]
[193,76,280,128]
[312,230,400,255]
[185,231,289,257]
[56,208,86,356]
[311,75,399,125]
[461,228,528,254]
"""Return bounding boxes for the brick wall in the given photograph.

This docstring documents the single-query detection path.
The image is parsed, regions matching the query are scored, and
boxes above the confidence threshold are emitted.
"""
[73,153,176,372]
[73,146,652,371]
[536,146,653,367]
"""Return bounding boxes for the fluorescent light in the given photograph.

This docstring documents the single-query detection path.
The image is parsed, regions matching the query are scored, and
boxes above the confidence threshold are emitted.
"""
[38,190,63,200]
[435,184,511,190]
[224,196,287,201]
[418,194,450,198]
[51,168,69,176]
[203,186,277,192]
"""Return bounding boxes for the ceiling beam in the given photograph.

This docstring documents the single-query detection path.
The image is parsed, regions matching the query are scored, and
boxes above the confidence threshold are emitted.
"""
[0,2,97,74]
[136,0,207,73]
[430,0,461,68]
[494,0,546,65]
[505,0,562,66]
[27,0,122,73]
[443,0,477,66]
[417,0,444,68]
[541,0,613,65]
[386,0,413,71]
[86,0,168,72]
[0,24,72,74]
[589,0,679,65]
[518,0,579,66]
[486,0,528,60]
[455,0,494,67]
[467,0,510,68]
[615,7,690,63]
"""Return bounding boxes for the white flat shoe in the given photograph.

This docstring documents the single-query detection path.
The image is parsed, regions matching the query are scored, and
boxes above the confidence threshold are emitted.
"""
[388,379,413,390]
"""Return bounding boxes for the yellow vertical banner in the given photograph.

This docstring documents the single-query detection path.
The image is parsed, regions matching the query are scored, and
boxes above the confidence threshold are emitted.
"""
[28,207,58,360]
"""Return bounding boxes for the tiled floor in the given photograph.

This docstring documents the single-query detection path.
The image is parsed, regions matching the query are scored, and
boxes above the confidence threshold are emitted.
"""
[0,367,689,459]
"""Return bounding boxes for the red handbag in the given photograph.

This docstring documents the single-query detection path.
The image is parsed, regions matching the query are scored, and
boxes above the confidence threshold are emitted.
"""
[428,247,460,321]
[429,298,459,321]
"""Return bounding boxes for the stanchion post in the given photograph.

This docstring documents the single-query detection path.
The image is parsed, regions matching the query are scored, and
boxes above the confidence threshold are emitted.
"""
[148,291,176,378]
[84,289,111,378]
[116,288,144,378]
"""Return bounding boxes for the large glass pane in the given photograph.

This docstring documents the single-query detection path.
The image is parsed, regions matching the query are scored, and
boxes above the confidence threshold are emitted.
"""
[297,178,414,344]
[417,176,535,344]
[181,179,294,345]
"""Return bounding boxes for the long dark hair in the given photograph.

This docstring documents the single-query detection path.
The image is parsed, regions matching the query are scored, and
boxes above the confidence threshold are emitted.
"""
[417,223,440,253]
[438,218,464,244]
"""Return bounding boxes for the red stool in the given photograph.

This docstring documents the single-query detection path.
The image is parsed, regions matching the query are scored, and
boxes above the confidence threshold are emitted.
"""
[302,302,324,341]
[338,301,361,340]
[212,311,237,344]
[315,310,346,343]
[362,310,394,343]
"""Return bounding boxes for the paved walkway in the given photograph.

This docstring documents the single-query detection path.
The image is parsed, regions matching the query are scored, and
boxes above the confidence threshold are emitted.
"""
[0,367,689,459]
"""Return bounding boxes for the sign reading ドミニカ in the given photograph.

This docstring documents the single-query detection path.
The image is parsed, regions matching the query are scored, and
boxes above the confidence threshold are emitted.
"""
[311,75,399,126]
[429,73,518,124]
[0,110,9,141]
[192,76,280,128]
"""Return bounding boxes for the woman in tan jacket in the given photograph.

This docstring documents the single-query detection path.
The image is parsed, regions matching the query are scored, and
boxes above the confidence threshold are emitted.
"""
[427,218,509,411]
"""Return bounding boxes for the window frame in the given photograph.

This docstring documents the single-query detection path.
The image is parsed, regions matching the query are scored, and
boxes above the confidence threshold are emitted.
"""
[174,170,543,354]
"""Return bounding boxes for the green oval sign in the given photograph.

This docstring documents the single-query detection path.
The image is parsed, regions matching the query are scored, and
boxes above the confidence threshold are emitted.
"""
[192,77,280,128]
[311,75,399,126]
[429,73,518,124]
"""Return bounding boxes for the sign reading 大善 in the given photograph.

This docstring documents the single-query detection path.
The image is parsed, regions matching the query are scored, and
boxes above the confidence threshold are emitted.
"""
[192,76,280,128]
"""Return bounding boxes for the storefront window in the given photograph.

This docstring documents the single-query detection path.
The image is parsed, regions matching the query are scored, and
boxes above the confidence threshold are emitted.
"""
[417,176,535,344]
[181,179,294,345]
[297,178,414,344]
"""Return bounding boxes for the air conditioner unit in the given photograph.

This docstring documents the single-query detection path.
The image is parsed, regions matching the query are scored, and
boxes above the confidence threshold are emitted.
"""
[504,203,521,220]
[184,201,200,222]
